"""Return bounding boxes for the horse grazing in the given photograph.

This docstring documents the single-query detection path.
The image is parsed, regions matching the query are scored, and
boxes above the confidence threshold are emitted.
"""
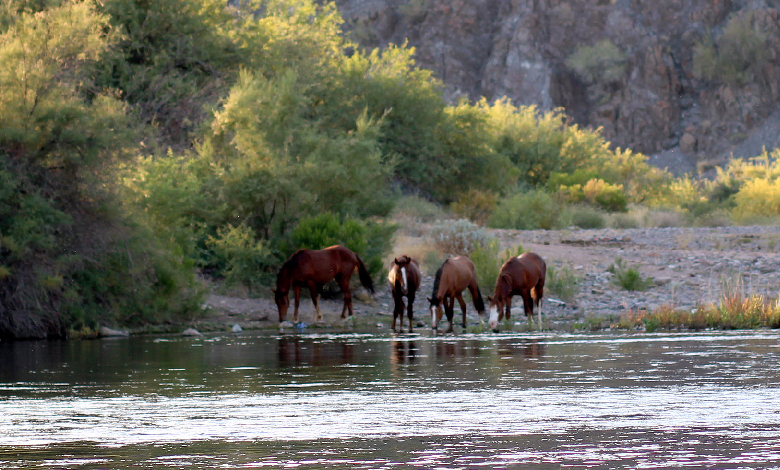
[274,245,375,323]
[428,256,486,333]
[487,251,546,332]
[388,255,421,333]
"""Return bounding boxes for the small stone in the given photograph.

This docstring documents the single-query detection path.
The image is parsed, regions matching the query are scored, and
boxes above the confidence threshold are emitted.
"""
[279,321,294,329]
[181,328,202,336]
[231,323,243,333]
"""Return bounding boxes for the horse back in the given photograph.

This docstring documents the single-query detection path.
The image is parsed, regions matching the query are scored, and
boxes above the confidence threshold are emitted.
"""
[289,245,358,283]
[502,252,545,290]
[440,256,477,295]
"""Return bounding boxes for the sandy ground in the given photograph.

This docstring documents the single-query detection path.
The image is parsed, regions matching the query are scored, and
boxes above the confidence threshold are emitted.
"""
[197,225,780,333]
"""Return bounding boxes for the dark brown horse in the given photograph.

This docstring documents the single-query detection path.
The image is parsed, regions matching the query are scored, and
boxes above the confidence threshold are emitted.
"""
[274,245,374,323]
[428,256,486,333]
[388,255,421,333]
[487,251,546,331]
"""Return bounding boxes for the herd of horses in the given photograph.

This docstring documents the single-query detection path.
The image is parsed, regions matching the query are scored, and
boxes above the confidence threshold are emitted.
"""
[273,245,546,333]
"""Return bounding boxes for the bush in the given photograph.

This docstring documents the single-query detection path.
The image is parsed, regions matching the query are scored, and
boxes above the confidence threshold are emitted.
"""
[566,39,627,84]
[567,204,607,229]
[450,189,498,226]
[609,257,653,291]
[428,219,489,256]
[546,264,580,303]
[206,224,278,292]
[582,178,628,212]
[693,11,770,86]
[488,190,564,230]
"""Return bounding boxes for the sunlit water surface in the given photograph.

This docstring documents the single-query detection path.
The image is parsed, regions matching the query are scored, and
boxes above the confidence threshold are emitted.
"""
[2,330,780,468]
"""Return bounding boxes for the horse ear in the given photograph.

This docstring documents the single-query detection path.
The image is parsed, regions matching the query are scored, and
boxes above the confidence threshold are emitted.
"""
[271,288,276,294]
[486,295,492,303]
[394,257,400,265]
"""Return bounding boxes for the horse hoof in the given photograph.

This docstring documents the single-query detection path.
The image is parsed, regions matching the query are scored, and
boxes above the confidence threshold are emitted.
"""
[492,329,500,333]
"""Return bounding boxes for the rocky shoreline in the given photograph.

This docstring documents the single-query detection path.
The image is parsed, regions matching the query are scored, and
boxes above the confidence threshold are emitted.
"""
[197,225,780,334]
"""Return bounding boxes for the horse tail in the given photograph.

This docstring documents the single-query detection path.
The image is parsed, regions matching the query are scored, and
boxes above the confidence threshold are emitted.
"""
[356,255,375,294]
[473,284,485,313]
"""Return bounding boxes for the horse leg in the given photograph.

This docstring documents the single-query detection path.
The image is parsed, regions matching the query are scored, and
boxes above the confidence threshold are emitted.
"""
[445,295,455,333]
[392,292,403,332]
[521,290,534,329]
[293,285,302,323]
[455,292,467,328]
[505,296,512,325]
[406,293,415,333]
[307,282,322,322]
[535,280,544,330]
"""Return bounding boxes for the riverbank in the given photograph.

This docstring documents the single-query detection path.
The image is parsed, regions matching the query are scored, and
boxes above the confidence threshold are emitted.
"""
[189,225,780,335]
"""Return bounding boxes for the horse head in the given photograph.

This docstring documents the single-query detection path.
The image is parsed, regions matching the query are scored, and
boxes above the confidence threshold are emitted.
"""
[393,257,410,295]
[488,273,512,330]
[428,296,443,329]
[273,287,289,322]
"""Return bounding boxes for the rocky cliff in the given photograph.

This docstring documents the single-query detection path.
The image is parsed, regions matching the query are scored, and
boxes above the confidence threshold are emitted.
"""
[335,0,780,174]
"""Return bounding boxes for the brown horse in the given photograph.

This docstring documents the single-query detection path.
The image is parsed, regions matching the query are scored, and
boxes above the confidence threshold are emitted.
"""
[487,251,546,331]
[274,245,375,323]
[388,255,421,333]
[428,256,486,333]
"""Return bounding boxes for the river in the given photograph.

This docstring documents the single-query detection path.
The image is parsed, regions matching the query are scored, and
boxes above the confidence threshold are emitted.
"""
[2,330,780,468]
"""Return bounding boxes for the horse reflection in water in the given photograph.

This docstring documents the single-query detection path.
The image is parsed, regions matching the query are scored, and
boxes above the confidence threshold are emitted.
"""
[487,252,546,332]
[497,339,546,360]
[428,256,486,333]
[277,337,355,367]
[389,340,418,374]
[434,340,482,360]
[274,245,375,323]
[388,255,421,333]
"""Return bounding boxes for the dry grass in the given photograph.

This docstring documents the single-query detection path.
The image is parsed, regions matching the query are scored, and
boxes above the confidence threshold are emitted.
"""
[389,234,443,276]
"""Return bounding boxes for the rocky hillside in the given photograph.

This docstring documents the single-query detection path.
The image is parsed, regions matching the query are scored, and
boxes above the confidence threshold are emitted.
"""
[334,0,780,174]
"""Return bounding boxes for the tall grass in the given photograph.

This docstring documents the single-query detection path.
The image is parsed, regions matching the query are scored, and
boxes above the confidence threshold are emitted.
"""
[609,257,653,291]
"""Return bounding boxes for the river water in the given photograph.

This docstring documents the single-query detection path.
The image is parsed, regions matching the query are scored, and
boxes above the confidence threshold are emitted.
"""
[1,330,780,468]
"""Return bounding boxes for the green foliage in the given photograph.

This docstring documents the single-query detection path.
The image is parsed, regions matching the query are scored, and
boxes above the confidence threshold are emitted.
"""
[488,190,565,230]
[608,257,653,291]
[207,225,277,292]
[428,219,489,256]
[567,205,607,229]
[693,12,770,86]
[450,189,498,226]
[546,264,580,303]
[470,239,524,296]
[566,39,627,84]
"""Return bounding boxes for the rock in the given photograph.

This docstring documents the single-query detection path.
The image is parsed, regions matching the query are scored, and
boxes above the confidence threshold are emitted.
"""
[99,326,129,338]
[181,328,202,336]
[279,321,295,329]
[231,323,243,333]
[680,133,697,153]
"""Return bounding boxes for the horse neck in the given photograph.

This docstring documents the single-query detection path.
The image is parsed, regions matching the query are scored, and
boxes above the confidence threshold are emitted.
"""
[493,275,511,300]
[276,263,293,293]
[432,263,446,299]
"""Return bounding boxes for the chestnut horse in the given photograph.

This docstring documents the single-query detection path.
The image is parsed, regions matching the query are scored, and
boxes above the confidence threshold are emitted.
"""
[388,255,421,333]
[487,252,546,331]
[274,245,374,323]
[428,256,486,333]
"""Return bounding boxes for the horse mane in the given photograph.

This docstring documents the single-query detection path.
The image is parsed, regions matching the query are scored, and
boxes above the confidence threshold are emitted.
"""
[430,260,448,305]
[276,250,305,289]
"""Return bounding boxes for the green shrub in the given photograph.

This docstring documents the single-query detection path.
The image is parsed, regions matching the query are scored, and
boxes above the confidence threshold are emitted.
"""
[428,218,489,256]
[608,257,653,291]
[566,39,627,84]
[450,189,498,226]
[693,11,770,86]
[489,190,564,230]
[546,264,580,303]
[567,204,607,229]
[582,178,628,212]
[206,224,277,292]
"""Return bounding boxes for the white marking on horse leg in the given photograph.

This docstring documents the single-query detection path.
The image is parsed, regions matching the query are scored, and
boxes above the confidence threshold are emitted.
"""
[488,305,499,329]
